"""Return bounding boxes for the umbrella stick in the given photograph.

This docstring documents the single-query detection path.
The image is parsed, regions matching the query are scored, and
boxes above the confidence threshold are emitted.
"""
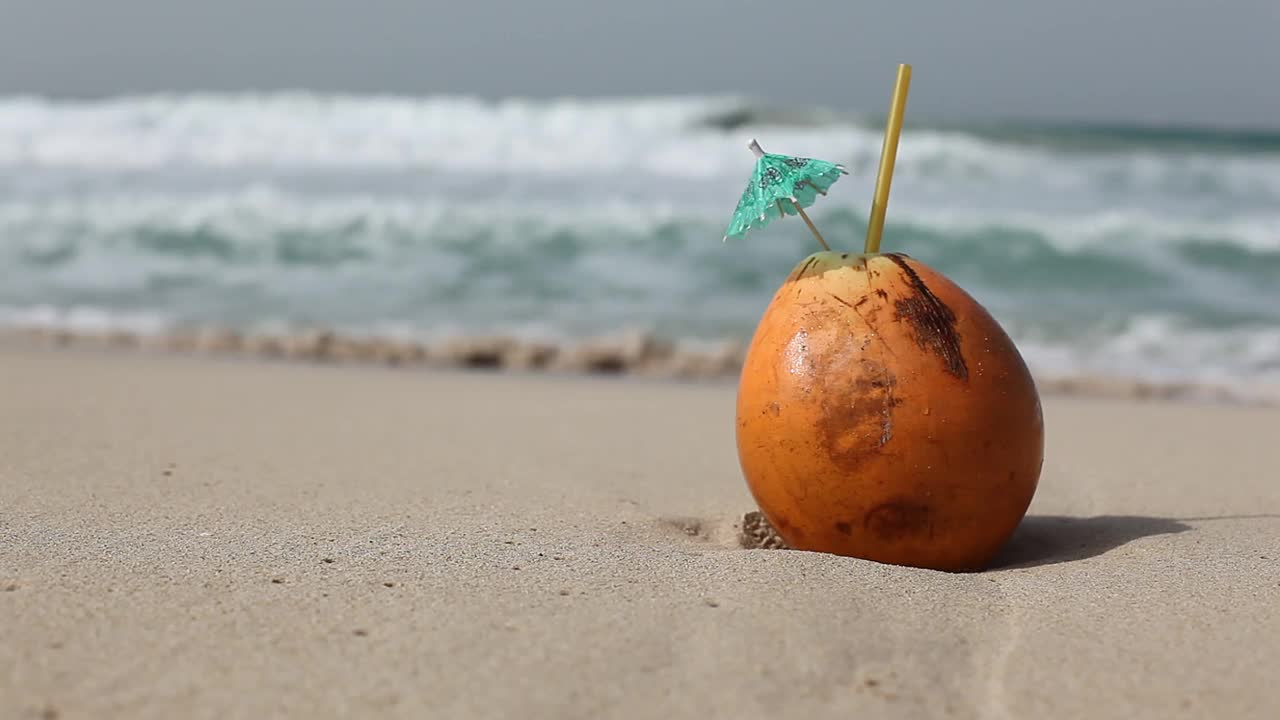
[794,204,831,251]
[864,64,912,255]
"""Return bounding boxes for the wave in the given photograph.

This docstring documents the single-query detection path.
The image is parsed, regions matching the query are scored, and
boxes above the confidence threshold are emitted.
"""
[0,93,738,172]
[938,121,1280,154]
[5,189,1280,257]
[2,94,1278,206]
[4,191,1278,330]
[5,187,1278,327]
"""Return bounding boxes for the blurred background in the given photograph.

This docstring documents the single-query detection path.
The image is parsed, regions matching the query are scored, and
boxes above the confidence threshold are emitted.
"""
[1,1,1278,398]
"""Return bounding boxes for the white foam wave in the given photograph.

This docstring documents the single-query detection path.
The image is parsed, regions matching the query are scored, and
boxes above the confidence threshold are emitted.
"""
[0,94,759,175]
[4,189,1280,257]
[1018,315,1280,404]
[0,304,172,336]
[2,94,1278,206]
[891,205,1280,252]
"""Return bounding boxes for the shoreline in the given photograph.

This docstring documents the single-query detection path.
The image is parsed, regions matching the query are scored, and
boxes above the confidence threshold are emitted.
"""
[2,325,1273,407]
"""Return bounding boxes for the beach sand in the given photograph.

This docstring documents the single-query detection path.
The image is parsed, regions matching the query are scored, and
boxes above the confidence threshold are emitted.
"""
[2,345,1277,719]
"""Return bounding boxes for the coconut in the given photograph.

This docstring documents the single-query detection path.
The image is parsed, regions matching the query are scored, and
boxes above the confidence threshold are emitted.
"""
[735,251,1043,571]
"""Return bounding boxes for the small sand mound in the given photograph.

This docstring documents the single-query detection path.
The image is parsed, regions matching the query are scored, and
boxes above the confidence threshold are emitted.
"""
[740,511,788,550]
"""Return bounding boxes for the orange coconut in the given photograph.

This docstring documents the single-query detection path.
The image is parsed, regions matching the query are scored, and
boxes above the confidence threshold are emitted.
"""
[735,250,1043,571]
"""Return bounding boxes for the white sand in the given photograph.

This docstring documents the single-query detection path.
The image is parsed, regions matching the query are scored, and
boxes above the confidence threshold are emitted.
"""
[2,346,1278,719]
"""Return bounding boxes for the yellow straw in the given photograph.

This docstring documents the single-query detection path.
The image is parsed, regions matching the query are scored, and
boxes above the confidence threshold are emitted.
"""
[864,64,912,255]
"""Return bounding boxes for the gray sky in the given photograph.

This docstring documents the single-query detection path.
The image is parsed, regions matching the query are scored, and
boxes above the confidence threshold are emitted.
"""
[3,0,1278,128]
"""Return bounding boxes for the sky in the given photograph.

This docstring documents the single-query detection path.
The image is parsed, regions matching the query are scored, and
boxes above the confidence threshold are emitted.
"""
[2,0,1278,129]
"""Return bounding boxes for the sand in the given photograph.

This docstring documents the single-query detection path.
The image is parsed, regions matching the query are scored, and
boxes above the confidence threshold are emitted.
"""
[2,345,1278,719]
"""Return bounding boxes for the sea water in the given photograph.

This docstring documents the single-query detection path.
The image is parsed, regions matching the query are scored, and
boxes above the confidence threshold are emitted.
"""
[1,94,1277,397]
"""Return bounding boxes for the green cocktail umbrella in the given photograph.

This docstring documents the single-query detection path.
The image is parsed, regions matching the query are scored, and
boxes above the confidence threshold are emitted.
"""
[722,139,847,251]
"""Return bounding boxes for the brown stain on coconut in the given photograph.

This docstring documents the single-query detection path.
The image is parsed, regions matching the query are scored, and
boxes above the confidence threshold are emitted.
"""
[864,500,933,541]
[884,253,968,380]
[816,358,899,471]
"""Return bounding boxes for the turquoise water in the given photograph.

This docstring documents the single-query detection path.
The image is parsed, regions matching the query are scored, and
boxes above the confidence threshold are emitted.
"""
[0,94,1277,397]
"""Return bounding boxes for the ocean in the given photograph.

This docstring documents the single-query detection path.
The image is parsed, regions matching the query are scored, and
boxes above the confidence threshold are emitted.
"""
[1,94,1278,399]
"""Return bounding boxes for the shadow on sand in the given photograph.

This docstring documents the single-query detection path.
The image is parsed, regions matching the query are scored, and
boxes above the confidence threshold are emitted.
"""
[992,515,1192,569]
[993,513,1280,569]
